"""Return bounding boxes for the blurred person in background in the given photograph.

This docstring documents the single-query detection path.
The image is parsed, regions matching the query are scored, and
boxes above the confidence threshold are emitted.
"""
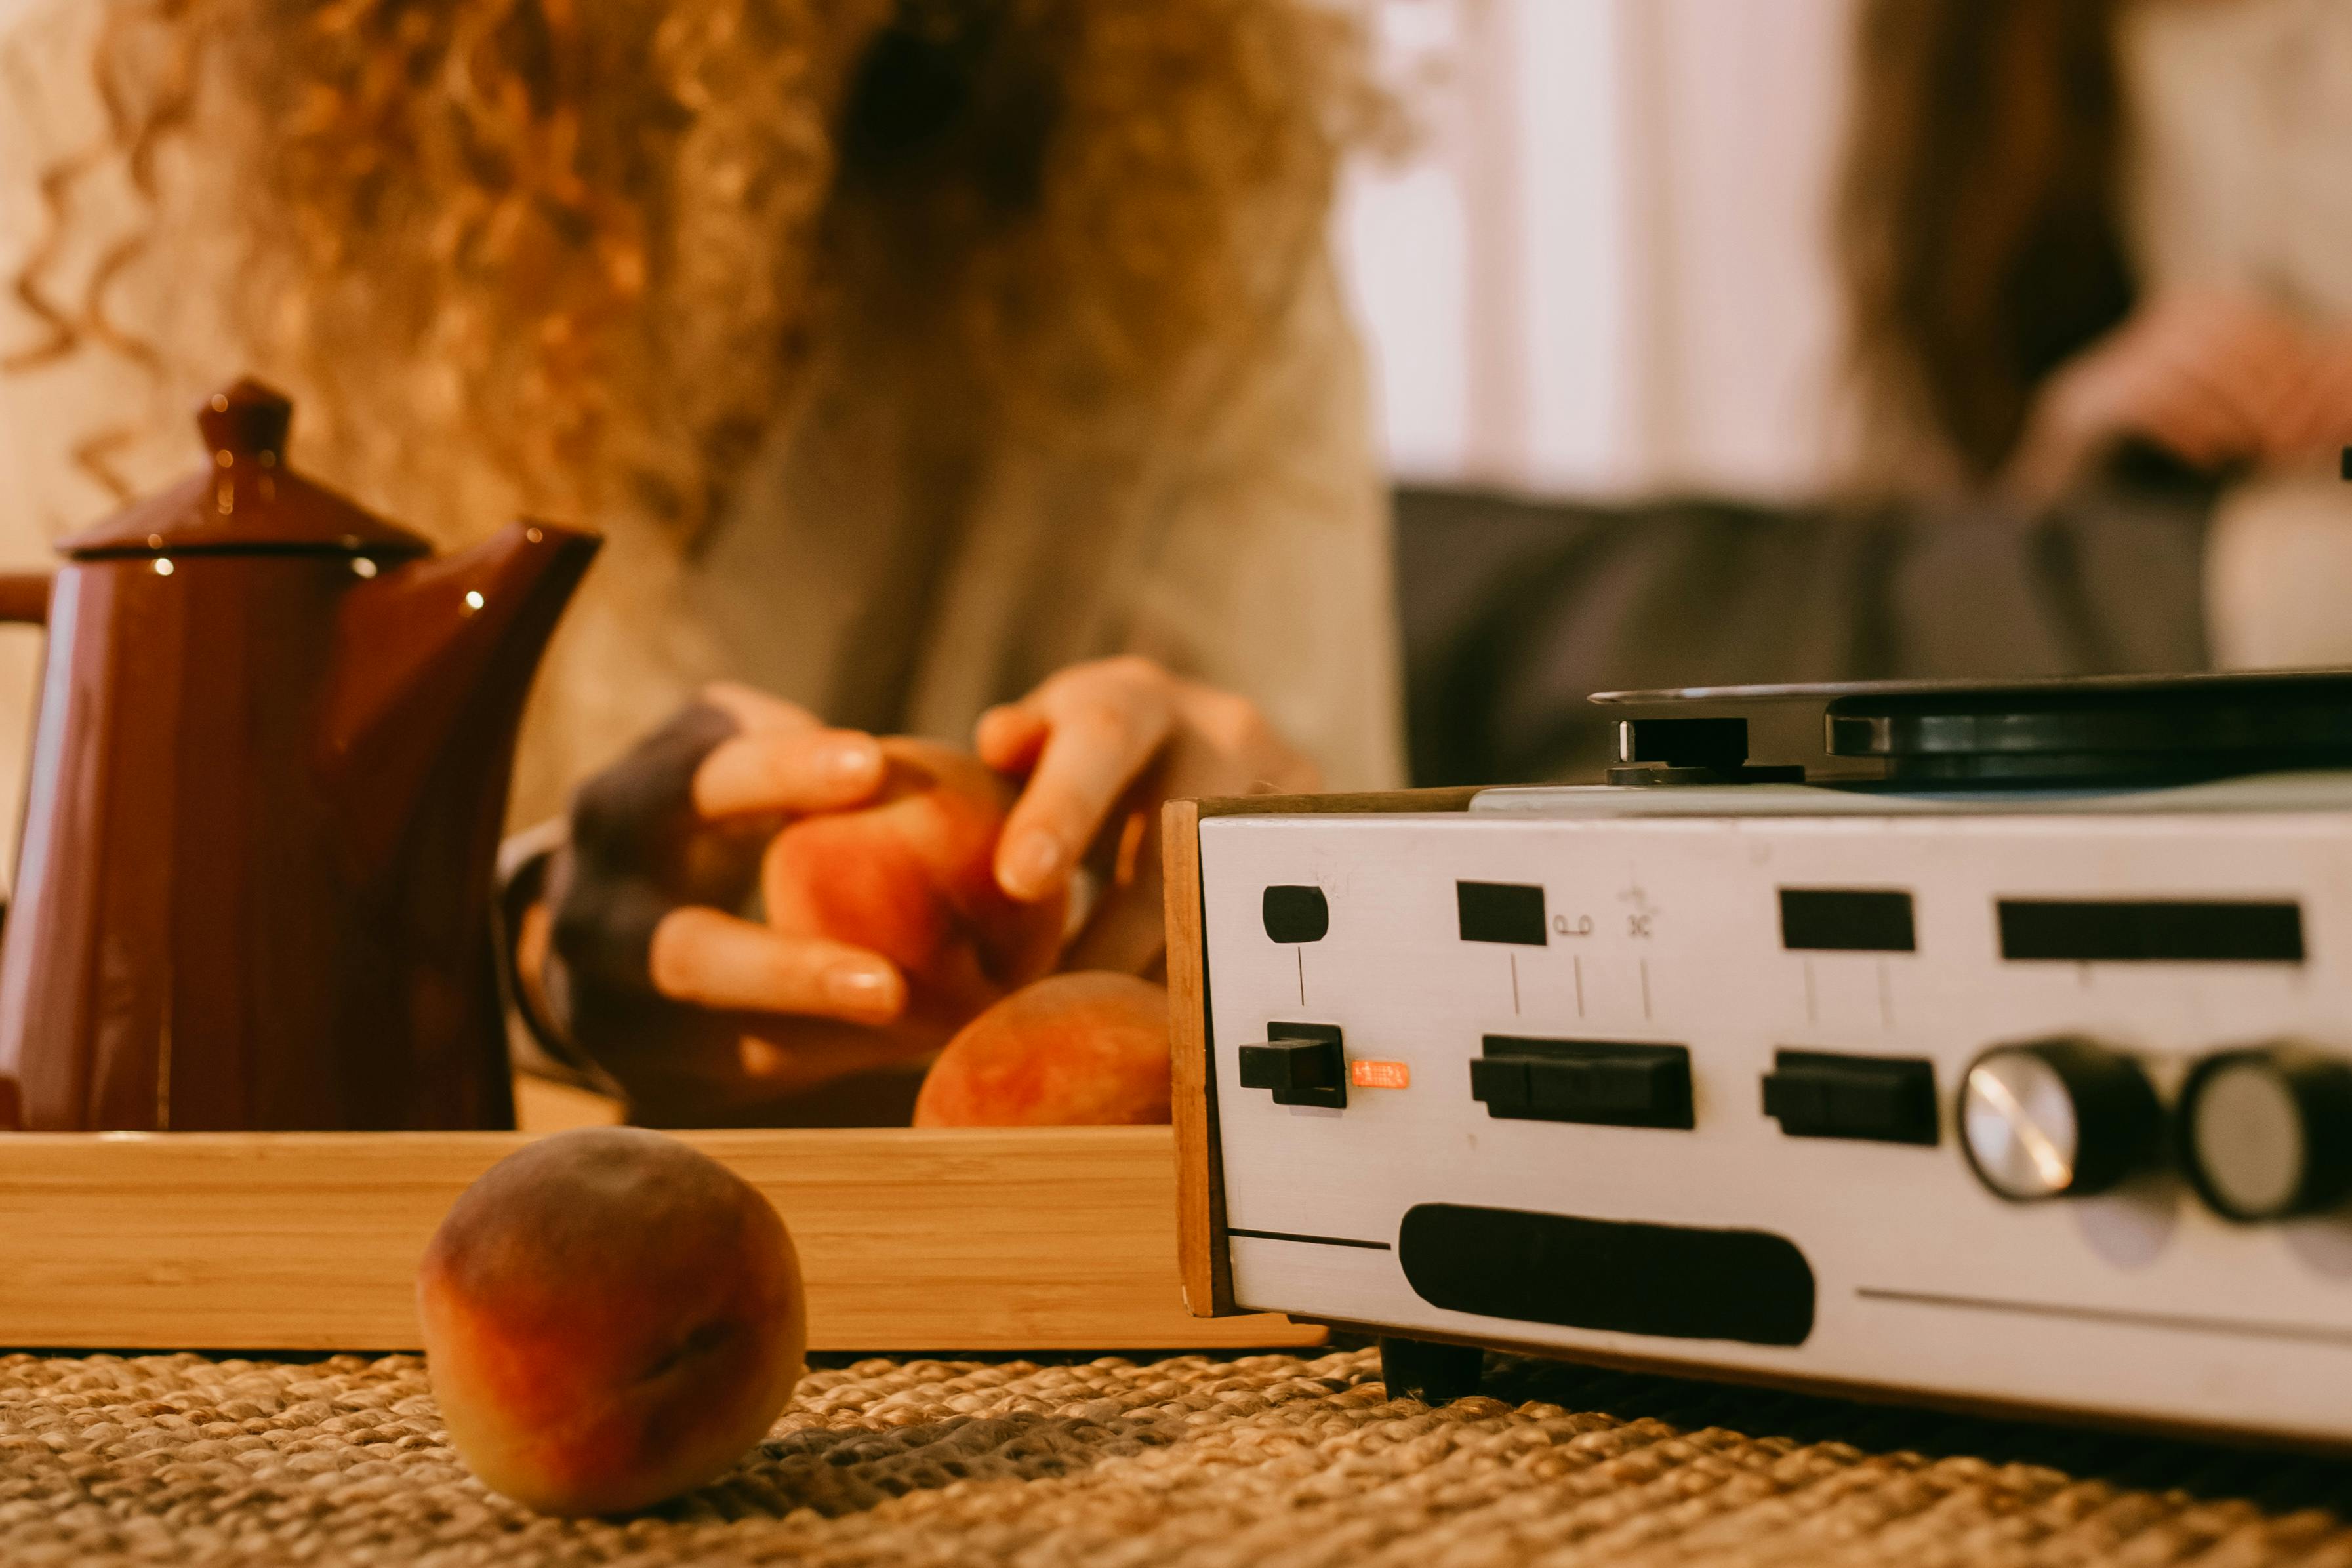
[1840,0,2352,668]
[1408,0,2352,790]
[0,0,1403,1122]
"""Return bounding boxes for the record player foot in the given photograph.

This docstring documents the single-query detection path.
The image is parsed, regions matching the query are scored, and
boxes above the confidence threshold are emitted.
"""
[1378,1335,1484,1405]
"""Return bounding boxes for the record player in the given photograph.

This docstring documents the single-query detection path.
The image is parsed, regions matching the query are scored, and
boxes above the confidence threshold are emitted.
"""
[1166,666,2352,1447]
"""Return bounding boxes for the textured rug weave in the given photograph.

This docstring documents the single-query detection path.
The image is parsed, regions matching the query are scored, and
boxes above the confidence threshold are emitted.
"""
[6,1346,2352,1567]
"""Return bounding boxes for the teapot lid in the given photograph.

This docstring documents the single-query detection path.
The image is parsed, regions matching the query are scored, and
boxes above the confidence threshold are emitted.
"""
[56,380,433,559]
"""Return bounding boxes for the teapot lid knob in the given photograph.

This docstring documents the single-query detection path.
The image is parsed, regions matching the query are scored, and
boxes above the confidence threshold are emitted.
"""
[54,373,432,559]
[197,379,293,468]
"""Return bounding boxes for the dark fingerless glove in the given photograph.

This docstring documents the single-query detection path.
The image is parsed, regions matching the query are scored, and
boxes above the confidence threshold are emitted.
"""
[533,702,774,1112]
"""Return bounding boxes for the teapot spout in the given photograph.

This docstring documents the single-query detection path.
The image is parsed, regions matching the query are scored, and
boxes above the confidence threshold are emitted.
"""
[326,521,600,830]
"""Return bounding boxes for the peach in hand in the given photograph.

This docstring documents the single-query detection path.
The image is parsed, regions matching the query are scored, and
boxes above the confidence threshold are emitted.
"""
[913,970,1171,1127]
[418,1127,805,1516]
[763,736,1066,1032]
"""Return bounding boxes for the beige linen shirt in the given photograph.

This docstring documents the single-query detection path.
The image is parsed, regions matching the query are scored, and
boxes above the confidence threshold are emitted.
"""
[0,0,1404,857]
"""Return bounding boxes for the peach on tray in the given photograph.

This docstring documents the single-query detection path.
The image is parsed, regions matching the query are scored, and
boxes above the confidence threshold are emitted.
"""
[914,970,1172,1127]
[417,1127,805,1516]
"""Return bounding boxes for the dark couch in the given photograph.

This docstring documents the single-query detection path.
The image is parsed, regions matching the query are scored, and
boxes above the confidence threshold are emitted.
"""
[1394,483,2211,788]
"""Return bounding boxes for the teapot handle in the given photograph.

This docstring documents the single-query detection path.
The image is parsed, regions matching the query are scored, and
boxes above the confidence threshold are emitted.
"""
[0,571,40,1126]
[0,571,51,627]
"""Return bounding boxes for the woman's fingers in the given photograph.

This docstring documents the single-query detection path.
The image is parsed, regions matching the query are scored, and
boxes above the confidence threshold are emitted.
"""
[693,683,886,818]
[975,703,1051,774]
[984,660,1318,904]
[2096,291,2310,466]
[2112,324,2267,467]
[992,662,1178,902]
[693,725,886,819]
[648,905,906,1023]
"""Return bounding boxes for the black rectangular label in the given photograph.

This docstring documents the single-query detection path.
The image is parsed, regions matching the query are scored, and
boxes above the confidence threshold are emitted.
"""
[1457,881,1547,946]
[1997,899,2305,963]
[1779,888,1916,952]
[1400,1204,1814,1346]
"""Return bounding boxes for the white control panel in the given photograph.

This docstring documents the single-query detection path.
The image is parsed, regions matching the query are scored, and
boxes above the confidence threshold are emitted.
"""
[1197,782,2352,1443]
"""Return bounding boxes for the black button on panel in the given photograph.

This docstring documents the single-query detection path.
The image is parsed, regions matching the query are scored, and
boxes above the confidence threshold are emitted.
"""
[1457,881,1547,946]
[1762,1051,1939,1145]
[1261,885,1329,944]
[1471,1037,1693,1129]
[1237,1022,1347,1109]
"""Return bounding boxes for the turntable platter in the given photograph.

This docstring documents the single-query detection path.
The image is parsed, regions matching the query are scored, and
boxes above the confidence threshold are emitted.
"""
[1592,668,2352,784]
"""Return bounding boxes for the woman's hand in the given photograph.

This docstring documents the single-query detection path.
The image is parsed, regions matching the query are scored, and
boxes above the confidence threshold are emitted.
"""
[975,656,1320,975]
[2275,327,2352,464]
[534,684,939,1123]
[2010,291,2314,500]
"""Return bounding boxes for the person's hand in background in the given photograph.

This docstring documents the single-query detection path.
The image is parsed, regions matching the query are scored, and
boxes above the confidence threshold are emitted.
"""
[976,656,1321,976]
[525,684,937,1123]
[2008,290,2315,501]
[2275,326,2352,465]
[2200,324,2352,677]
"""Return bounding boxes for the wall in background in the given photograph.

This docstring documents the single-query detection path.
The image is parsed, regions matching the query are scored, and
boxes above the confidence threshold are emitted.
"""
[1337,0,1859,501]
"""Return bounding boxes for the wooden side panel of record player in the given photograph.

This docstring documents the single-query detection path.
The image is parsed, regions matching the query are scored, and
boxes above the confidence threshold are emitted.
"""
[1166,788,1482,1319]
[1165,798,1227,1316]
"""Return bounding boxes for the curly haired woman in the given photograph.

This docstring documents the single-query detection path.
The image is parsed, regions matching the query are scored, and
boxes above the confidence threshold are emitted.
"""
[0,0,1402,1122]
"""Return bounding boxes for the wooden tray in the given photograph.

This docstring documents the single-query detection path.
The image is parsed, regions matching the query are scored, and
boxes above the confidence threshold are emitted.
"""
[0,1123,1320,1353]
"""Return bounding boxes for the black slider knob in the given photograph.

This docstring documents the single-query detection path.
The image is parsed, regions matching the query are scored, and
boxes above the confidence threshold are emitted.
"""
[1959,1037,2159,1201]
[1237,1026,1347,1110]
[2178,1045,2352,1222]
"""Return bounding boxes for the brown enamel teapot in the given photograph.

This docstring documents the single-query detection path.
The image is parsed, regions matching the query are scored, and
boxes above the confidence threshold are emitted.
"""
[0,380,599,1131]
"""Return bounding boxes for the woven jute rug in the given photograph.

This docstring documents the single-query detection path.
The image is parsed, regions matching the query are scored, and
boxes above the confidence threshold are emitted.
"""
[5,1346,2352,1567]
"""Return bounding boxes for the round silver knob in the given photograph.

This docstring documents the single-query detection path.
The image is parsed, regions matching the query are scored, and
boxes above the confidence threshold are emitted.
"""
[2178,1046,2352,1222]
[1960,1038,2159,1201]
